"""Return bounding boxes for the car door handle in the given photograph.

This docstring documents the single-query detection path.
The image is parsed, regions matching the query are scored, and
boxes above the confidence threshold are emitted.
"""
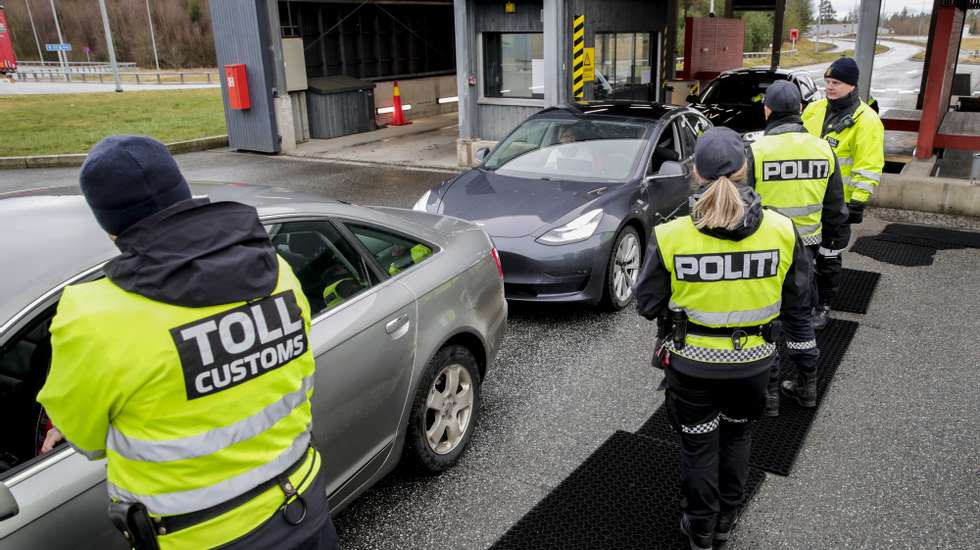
[385,314,410,336]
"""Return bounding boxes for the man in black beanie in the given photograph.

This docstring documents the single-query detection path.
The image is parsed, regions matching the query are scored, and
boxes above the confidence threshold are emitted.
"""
[745,80,849,413]
[38,135,339,550]
[801,57,884,330]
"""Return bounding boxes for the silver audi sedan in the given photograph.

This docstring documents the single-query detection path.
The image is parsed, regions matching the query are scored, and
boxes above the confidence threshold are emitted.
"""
[0,182,507,549]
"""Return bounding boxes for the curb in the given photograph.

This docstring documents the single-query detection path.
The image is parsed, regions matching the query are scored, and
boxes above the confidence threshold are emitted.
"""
[874,174,980,218]
[0,135,229,170]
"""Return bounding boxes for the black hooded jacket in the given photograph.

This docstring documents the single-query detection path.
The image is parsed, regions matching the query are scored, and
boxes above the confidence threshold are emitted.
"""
[635,185,817,378]
[105,198,279,307]
[745,113,851,251]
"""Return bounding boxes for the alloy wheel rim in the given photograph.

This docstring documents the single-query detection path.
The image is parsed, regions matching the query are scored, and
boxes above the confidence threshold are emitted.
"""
[613,233,640,304]
[424,364,474,455]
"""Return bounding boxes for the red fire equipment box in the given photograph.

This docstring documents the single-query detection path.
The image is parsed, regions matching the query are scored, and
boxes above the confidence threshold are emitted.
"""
[224,64,251,110]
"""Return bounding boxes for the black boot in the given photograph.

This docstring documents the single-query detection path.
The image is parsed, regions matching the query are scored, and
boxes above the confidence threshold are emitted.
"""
[680,514,714,550]
[714,511,737,544]
[781,370,817,408]
[764,390,780,417]
[812,303,832,331]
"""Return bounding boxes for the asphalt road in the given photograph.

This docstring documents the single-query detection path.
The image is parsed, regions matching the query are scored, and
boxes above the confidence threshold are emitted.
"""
[1,154,978,549]
[796,39,980,112]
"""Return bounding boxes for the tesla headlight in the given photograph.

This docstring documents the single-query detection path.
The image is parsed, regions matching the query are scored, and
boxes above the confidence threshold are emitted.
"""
[413,190,432,212]
[742,130,764,143]
[537,209,604,245]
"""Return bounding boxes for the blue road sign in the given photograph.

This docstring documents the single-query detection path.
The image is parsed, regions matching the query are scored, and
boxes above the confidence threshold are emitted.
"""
[45,43,72,52]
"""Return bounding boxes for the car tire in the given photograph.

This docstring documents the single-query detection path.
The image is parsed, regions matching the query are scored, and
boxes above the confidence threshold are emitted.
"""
[601,225,643,311]
[402,345,481,474]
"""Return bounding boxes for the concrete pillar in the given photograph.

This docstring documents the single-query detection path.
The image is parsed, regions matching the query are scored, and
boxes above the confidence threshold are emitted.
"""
[543,0,567,107]
[454,0,478,140]
[854,0,882,102]
[915,6,966,159]
[265,0,297,153]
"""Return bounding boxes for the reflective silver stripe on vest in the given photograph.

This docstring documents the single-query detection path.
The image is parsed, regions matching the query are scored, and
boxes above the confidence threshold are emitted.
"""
[801,233,822,246]
[107,375,315,463]
[838,157,854,166]
[669,300,782,326]
[853,169,881,182]
[70,442,106,460]
[666,339,776,363]
[796,222,822,236]
[107,430,311,516]
[847,180,876,192]
[771,204,822,218]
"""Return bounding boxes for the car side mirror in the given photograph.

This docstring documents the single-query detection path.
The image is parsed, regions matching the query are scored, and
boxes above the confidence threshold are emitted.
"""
[0,482,18,521]
[475,147,491,163]
[686,94,699,104]
[648,161,685,180]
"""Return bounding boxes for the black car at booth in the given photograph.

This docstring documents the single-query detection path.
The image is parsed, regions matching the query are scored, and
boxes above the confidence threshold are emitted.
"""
[687,68,822,142]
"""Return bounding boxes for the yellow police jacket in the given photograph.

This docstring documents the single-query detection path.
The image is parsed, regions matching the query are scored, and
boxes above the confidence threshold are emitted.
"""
[37,255,320,549]
[654,210,798,364]
[751,131,837,246]
[802,98,884,204]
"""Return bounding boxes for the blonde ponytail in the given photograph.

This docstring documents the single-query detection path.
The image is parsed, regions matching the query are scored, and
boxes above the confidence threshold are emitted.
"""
[692,162,748,231]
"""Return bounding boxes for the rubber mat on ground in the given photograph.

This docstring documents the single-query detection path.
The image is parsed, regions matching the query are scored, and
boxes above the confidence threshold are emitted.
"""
[636,319,860,477]
[831,269,881,314]
[882,223,980,249]
[490,431,765,550]
[850,236,936,266]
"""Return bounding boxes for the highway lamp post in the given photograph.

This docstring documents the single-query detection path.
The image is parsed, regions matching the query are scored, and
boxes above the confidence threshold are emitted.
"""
[145,0,160,71]
[23,0,45,66]
[97,0,123,92]
[48,0,69,80]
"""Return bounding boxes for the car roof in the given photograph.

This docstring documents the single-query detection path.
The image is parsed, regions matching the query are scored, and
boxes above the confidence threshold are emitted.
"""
[717,67,806,78]
[0,182,453,331]
[535,101,685,124]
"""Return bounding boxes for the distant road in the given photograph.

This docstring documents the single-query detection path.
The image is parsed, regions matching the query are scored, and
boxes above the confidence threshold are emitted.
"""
[793,39,980,111]
[0,81,219,96]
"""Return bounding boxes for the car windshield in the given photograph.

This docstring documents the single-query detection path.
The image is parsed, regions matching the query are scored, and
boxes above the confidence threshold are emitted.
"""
[484,118,648,182]
[699,74,790,106]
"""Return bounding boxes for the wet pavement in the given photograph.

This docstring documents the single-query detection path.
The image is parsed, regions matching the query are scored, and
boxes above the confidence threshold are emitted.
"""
[2,153,978,550]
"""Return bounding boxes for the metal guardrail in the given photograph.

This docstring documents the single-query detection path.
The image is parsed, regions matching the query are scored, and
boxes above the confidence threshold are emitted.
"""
[16,61,139,74]
[14,68,219,85]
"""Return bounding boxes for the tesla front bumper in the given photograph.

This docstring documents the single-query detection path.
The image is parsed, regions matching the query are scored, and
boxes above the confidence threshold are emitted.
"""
[491,231,616,304]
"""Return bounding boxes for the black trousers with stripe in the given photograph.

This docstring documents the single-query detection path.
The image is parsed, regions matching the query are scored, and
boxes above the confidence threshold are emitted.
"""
[665,364,770,534]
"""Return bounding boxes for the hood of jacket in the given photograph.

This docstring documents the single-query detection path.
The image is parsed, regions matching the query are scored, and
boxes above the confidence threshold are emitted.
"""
[689,184,764,241]
[764,113,806,135]
[105,197,279,307]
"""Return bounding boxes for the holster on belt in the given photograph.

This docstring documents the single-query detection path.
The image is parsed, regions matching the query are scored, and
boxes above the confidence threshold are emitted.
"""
[108,502,160,550]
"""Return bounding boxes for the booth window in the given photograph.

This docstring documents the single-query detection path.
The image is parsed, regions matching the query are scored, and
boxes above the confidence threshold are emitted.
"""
[595,32,653,100]
[484,33,545,99]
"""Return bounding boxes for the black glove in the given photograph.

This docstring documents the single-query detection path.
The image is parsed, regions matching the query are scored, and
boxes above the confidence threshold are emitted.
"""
[847,201,865,224]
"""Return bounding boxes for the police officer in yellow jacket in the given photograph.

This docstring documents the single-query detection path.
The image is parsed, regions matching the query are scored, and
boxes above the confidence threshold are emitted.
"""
[636,128,817,550]
[746,80,850,414]
[36,136,338,550]
[803,58,884,327]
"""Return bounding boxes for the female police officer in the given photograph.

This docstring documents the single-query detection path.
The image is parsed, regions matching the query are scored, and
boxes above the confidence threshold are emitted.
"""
[635,127,817,550]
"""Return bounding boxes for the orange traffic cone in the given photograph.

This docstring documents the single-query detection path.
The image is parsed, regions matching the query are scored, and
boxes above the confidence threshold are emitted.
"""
[390,81,412,126]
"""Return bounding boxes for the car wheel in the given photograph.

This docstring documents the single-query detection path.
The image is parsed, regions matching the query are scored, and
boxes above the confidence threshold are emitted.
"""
[403,345,481,474]
[602,226,642,311]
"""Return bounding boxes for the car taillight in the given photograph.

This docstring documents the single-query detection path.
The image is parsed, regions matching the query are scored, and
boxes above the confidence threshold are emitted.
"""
[490,248,504,279]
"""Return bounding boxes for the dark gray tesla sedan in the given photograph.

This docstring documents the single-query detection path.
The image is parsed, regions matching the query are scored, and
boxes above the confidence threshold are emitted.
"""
[415,101,711,309]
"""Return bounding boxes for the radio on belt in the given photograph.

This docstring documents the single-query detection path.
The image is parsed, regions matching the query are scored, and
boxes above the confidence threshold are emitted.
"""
[224,64,251,110]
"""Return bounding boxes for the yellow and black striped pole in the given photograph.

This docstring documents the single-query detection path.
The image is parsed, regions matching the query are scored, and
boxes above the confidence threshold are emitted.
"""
[572,15,585,100]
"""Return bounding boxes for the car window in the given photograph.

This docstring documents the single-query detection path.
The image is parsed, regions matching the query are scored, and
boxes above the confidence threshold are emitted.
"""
[649,120,682,174]
[267,221,375,317]
[0,313,64,478]
[345,224,434,277]
[685,113,711,139]
[700,73,789,105]
[677,117,698,158]
[484,117,648,181]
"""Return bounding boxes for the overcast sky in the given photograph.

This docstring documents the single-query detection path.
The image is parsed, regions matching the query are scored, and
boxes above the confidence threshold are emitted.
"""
[825,0,935,18]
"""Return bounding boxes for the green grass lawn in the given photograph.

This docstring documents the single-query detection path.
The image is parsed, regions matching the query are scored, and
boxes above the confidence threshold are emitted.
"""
[910,37,980,63]
[0,88,226,157]
[744,39,888,69]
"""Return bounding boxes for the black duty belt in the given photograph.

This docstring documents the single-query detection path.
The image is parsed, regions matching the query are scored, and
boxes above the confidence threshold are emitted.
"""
[156,445,312,535]
[686,323,767,337]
